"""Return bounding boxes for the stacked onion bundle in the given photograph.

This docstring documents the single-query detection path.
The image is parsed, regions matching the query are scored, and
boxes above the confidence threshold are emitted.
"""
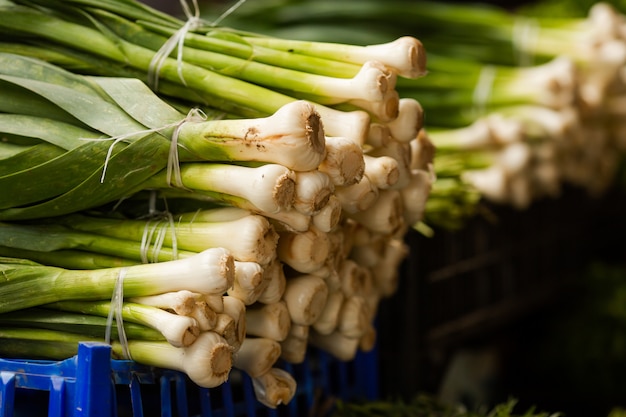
[0,0,432,408]
[214,0,626,229]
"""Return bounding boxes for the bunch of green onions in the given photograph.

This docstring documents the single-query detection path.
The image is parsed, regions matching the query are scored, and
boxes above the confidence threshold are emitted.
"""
[215,0,626,229]
[0,0,434,407]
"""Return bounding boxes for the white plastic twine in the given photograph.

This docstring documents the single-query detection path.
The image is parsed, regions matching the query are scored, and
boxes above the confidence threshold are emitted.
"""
[208,0,247,27]
[148,0,203,90]
[139,214,179,263]
[472,65,496,118]
[513,17,539,67]
[139,191,179,263]
[167,108,207,189]
[147,0,248,90]
[105,267,132,360]
[85,107,206,186]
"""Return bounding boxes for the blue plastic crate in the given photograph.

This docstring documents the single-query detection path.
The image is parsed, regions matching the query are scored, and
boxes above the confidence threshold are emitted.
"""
[0,341,378,417]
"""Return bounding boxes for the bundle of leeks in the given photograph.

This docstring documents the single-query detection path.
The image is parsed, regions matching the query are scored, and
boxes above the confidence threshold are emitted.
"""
[0,0,433,407]
[211,0,626,228]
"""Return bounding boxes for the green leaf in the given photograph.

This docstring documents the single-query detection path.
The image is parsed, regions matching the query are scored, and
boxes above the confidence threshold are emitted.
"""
[0,143,65,177]
[91,76,184,128]
[0,131,170,220]
[0,74,145,137]
[0,139,120,209]
[0,114,101,150]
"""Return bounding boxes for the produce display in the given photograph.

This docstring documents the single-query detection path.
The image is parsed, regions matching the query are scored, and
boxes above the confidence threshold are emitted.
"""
[215,0,626,230]
[3,0,626,413]
[0,0,431,408]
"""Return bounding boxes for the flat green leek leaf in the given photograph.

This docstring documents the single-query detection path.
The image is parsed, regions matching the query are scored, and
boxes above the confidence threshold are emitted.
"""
[0,55,177,211]
[0,114,102,151]
[0,143,65,177]
[92,77,184,129]
[0,79,84,125]
[0,132,171,220]
[0,140,117,209]
[0,52,105,97]
[0,142,36,159]
[0,74,145,137]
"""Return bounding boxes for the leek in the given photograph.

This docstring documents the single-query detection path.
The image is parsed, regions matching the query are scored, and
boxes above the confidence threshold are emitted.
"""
[0,327,233,388]
[0,249,234,313]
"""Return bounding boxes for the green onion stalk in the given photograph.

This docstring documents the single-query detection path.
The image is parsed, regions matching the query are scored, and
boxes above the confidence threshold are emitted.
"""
[52,211,280,265]
[0,249,234,314]
[0,307,165,341]
[44,300,202,348]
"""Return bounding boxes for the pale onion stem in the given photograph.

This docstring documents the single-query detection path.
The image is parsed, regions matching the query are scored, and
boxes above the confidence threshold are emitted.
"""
[256,258,287,305]
[335,176,379,214]
[370,238,409,297]
[368,139,412,190]
[383,98,424,142]
[233,337,282,378]
[222,296,247,351]
[348,189,404,235]
[363,154,400,190]
[245,301,291,342]
[293,170,334,216]
[311,290,344,335]
[282,274,329,326]
[251,368,297,409]
[312,194,343,233]
[119,331,232,388]
[410,130,436,172]
[128,290,197,315]
[336,295,370,339]
[277,227,330,273]
[317,136,365,187]
[309,329,360,362]
[190,300,217,332]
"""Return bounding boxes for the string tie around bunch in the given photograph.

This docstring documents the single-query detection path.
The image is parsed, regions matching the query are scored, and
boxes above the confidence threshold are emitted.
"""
[105,267,131,360]
[472,65,496,119]
[147,0,249,91]
[167,108,207,188]
[134,191,178,263]
[513,17,539,67]
[85,107,206,187]
[148,0,204,90]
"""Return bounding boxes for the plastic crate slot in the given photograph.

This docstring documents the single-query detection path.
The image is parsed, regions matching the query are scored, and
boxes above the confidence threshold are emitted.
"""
[1,371,16,417]
[73,342,112,417]
[48,375,66,417]
[240,373,258,417]
[173,372,190,417]
[197,386,213,417]
[129,372,145,416]
[159,375,173,417]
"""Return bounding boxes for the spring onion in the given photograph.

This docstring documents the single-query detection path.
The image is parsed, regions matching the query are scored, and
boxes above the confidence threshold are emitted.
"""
[45,300,200,348]
[245,301,292,341]
[0,249,234,313]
